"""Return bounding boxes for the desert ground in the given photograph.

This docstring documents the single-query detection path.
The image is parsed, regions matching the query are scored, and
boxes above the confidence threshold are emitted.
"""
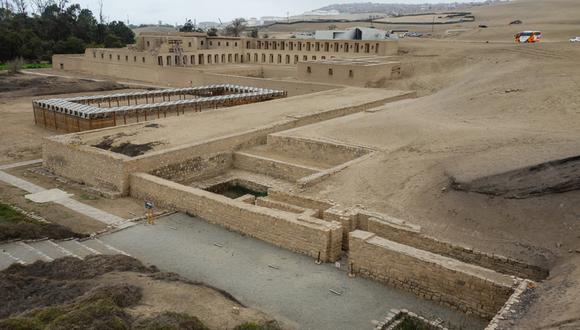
[1,0,580,328]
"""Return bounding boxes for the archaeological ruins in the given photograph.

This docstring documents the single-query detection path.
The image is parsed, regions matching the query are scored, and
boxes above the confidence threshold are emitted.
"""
[18,27,554,330]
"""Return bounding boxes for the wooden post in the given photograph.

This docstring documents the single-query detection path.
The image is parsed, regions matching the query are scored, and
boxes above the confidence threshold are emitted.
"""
[53,111,58,130]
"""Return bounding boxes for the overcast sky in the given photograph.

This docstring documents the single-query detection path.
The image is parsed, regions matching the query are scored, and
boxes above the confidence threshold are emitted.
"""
[70,0,480,25]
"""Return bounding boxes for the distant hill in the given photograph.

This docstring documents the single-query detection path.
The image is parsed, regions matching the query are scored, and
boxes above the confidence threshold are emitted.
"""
[314,1,491,15]
[132,26,178,35]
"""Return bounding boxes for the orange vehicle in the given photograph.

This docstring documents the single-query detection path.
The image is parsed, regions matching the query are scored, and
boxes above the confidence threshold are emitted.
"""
[515,31,542,43]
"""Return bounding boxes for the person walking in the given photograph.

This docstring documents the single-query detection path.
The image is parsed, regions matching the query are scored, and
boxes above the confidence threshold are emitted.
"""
[145,200,155,225]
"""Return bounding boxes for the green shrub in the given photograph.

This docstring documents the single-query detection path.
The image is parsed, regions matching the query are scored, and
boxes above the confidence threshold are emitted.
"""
[0,317,43,330]
[49,298,131,330]
[234,320,282,330]
[134,312,208,330]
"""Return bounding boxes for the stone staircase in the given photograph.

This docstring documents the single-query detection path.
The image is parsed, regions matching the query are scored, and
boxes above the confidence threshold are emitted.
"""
[0,238,130,270]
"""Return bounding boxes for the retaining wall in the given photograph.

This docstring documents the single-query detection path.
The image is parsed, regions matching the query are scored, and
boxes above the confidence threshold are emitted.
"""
[233,152,320,181]
[130,173,343,262]
[266,134,371,166]
[42,138,128,196]
[150,152,232,183]
[360,213,548,281]
[349,230,515,320]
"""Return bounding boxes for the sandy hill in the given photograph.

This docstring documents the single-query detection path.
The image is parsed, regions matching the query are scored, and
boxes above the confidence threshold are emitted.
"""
[274,1,580,328]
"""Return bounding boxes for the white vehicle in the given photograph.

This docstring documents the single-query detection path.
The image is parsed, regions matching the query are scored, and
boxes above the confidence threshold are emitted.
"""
[570,37,580,43]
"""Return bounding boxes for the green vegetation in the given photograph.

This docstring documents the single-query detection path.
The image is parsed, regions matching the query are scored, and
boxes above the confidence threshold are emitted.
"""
[224,18,246,37]
[134,312,209,330]
[397,317,428,330]
[0,2,135,64]
[0,62,50,71]
[0,255,270,330]
[233,321,282,330]
[0,202,30,224]
[0,202,84,241]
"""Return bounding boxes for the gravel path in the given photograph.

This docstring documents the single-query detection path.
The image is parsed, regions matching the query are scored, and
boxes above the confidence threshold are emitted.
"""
[101,213,487,330]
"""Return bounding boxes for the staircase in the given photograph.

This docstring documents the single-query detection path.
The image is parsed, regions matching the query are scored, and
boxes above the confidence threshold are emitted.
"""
[0,238,130,270]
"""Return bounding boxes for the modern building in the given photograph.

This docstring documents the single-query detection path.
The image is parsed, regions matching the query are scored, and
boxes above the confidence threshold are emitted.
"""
[314,27,390,40]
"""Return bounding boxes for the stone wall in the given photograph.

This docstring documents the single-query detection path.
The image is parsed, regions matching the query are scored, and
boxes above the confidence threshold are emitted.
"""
[297,60,402,87]
[150,152,232,183]
[485,279,534,330]
[130,172,343,262]
[52,54,337,97]
[266,134,371,166]
[233,151,320,181]
[349,230,515,320]
[362,214,548,281]
[268,190,334,215]
[42,137,128,196]
[255,197,307,214]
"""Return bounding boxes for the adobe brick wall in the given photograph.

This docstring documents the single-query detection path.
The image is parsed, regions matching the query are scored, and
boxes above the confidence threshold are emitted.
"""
[233,151,320,181]
[52,54,337,96]
[363,214,548,281]
[266,134,371,166]
[267,190,334,214]
[130,172,343,262]
[255,197,307,214]
[349,230,515,320]
[42,137,128,195]
[150,152,232,183]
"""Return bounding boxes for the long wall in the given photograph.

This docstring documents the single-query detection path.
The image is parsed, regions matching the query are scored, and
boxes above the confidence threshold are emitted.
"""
[44,89,414,195]
[130,172,342,262]
[349,230,515,320]
[52,54,338,97]
[358,214,549,281]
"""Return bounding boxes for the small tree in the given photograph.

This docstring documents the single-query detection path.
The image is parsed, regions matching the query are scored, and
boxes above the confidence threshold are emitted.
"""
[248,28,258,38]
[180,19,194,32]
[206,27,218,36]
[328,24,337,30]
[6,57,24,73]
[224,18,246,37]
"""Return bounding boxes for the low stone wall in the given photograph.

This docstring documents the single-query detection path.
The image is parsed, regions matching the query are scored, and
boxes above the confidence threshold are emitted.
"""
[361,213,548,281]
[266,134,371,166]
[42,137,128,196]
[267,190,334,216]
[130,173,342,262]
[150,152,232,183]
[233,151,319,181]
[255,197,307,214]
[375,309,448,330]
[485,279,534,330]
[349,230,515,320]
